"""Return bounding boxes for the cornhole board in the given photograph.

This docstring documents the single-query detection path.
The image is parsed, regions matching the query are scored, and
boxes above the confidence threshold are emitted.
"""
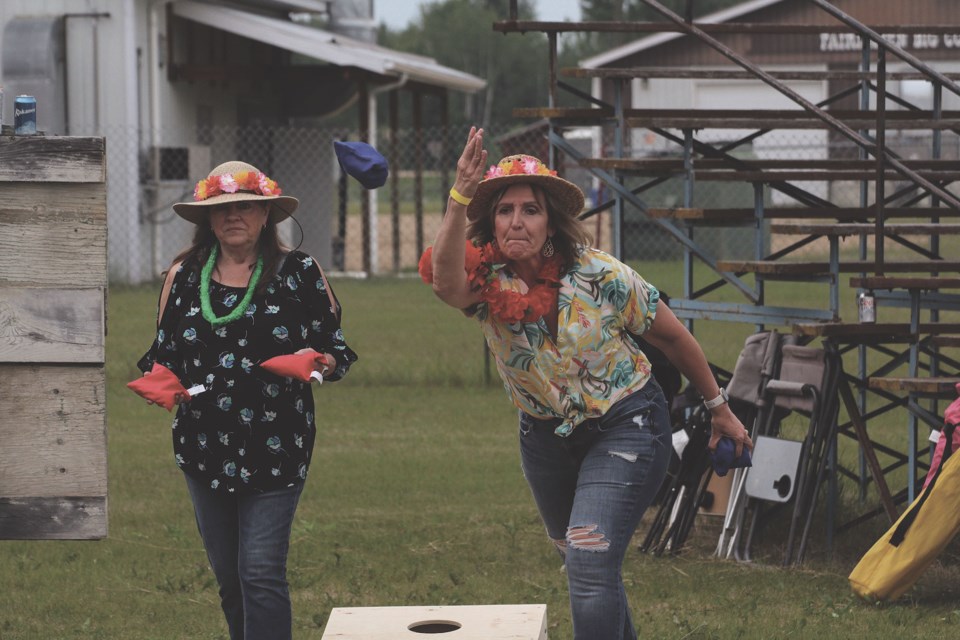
[321,604,548,639]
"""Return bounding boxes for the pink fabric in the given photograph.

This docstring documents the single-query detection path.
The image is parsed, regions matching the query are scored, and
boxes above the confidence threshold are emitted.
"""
[923,382,960,491]
[259,350,326,382]
[127,363,188,411]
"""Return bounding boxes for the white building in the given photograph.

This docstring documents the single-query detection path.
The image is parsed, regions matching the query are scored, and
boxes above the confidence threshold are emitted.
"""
[0,0,484,282]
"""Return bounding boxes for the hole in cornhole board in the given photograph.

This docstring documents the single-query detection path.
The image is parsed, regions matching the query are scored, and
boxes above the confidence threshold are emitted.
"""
[408,620,463,633]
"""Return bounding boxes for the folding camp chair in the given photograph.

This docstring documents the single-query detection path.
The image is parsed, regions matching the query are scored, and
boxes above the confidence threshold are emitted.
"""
[716,330,784,560]
[736,343,840,566]
[640,402,714,556]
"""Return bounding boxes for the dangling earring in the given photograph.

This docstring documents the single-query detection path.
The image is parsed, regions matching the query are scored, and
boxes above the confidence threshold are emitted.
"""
[542,236,555,258]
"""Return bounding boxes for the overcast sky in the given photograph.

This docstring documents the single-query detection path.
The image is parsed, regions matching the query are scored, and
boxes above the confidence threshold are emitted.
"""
[375,0,582,29]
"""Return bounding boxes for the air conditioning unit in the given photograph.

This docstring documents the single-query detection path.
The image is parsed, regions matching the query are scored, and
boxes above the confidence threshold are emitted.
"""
[146,145,211,182]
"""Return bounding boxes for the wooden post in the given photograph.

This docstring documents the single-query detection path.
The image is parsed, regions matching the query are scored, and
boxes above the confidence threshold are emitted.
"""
[0,135,108,539]
[413,90,424,260]
[359,81,371,275]
[389,89,400,274]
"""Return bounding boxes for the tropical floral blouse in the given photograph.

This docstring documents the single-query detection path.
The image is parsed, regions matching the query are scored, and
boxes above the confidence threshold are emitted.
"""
[476,248,659,436]
[138,250,357,494]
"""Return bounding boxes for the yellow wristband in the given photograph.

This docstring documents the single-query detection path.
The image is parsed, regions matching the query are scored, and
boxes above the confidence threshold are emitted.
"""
[449,187,473,206]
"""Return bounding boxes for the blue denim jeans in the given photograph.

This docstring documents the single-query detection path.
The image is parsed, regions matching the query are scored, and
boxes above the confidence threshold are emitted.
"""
[519,381,672,640]
[184,474,304,640]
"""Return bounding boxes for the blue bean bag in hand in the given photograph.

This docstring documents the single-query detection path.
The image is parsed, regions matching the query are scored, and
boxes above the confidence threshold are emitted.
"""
[711,436,753,477]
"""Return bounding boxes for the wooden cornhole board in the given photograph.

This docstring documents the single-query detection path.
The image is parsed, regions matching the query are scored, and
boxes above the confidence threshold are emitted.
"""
[322,604,548,639]
[0,135,107,539]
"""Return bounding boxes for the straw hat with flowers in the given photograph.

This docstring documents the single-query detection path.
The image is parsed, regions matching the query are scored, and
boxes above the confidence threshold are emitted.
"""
[174,161,299,224]
[466,154,584,221]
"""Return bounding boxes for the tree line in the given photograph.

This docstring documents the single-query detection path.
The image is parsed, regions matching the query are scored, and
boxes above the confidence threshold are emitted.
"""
[371,0,743,132]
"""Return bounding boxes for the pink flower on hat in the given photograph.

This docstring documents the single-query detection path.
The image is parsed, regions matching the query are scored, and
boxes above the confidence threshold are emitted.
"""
[483,155,558,181]
[484,164,505,179]
[259,174,281,196]
[219,174,238,193]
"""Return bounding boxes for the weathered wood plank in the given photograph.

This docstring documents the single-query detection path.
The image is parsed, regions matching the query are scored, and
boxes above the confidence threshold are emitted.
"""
[849,276,960,290]
[626,117,960,131]
[0,496,106,539]
[717,260,960,276]
[0,288,104,363]
[868,376,960,395]
[646,207,960,222]
[772,223,960,236]
[932,335,960,348]
[579,159,960,181]
[513,107,960,130]
[0,182,106,217]
[0,201,106,288]
[0,365,106,498]
[586,158,960,172]
[793,322,960,340]
[0,136,105,183]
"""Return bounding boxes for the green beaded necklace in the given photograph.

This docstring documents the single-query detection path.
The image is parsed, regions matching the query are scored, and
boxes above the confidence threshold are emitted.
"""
[200,244,264,327]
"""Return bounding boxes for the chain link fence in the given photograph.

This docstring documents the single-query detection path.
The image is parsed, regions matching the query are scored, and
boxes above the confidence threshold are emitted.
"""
[99,122,958,284]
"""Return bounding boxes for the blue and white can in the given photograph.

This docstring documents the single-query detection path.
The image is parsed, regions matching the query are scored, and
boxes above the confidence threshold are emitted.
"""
[14,95,36,135]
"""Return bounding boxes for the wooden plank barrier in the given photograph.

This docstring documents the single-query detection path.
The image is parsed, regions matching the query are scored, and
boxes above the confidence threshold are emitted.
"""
[0,135,107,539]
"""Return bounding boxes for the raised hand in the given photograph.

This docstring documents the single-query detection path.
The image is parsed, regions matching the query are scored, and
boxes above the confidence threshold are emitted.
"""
[453,126,487,200]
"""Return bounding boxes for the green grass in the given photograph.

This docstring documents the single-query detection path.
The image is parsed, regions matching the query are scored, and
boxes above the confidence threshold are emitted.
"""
[2,274,960,639]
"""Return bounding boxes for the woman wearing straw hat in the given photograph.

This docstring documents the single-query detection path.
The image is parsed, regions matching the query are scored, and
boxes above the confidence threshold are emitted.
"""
[421,129,751,639]
[137,160,357,640]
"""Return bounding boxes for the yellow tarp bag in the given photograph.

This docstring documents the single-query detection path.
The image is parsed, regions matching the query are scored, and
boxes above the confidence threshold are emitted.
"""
[848,424,960,602]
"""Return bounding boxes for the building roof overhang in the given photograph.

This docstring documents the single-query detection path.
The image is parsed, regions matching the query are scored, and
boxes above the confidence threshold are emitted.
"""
[172,0,486,93]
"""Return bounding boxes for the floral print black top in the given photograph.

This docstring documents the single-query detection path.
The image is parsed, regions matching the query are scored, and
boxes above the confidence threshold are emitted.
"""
[138,250,357,494]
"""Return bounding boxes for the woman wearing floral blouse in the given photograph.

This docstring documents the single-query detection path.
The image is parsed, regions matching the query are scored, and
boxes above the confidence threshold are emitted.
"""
[138,160,357,640]
[421,129,751,640]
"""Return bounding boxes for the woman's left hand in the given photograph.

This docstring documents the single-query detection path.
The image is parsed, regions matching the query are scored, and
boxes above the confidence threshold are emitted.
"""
[707,404,753,457]
[295,348,334,376]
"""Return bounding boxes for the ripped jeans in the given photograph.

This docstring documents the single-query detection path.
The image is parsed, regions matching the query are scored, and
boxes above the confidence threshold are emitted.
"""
[519,381,672,640]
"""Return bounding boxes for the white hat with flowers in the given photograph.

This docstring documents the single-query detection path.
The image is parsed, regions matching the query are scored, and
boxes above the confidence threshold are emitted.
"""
[174,160,299,224]
[466,154,585,221]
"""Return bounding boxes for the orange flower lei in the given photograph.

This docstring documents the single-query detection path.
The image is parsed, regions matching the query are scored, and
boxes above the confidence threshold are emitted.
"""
[419,241,562,324]
[193,171,282,202]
